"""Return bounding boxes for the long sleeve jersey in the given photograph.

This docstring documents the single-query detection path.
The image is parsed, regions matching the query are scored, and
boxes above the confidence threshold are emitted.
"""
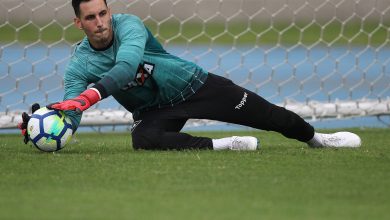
[64,14,208,129]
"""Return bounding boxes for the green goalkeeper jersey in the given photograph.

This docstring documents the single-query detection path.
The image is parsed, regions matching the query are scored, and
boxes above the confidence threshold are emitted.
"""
[64,14,208,129]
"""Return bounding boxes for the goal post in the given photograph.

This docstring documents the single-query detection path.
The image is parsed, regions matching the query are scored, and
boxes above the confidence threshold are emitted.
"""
[1,0,390,129]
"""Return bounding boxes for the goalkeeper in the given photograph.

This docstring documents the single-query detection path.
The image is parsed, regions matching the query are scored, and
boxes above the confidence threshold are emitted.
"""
[20,0,361,150]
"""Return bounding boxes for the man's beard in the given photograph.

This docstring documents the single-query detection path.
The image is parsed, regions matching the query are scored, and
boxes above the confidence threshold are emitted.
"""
[94,27,112,47]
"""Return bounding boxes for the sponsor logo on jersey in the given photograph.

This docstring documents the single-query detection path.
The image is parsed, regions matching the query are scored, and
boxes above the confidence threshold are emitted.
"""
[121,62,155,91]
[235,92,248,110]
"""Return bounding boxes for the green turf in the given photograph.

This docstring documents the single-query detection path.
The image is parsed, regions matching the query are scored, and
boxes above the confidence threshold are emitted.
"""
[0,128,389,220]
[0,21,388,46]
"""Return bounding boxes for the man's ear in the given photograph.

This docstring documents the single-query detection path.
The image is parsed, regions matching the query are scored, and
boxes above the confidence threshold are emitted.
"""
[108,7,112,22]
[74,17,83,30]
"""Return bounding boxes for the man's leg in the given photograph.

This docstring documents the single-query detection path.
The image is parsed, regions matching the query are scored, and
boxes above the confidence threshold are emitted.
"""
[181,73,360,147]
[132,73,360,149]
[131,114,213,150]
[182,73,314,142]
[131,102,257,150]
[131,73,312,150]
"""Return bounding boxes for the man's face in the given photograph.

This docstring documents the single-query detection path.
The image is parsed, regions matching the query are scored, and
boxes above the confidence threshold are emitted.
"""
[74,0,113,49]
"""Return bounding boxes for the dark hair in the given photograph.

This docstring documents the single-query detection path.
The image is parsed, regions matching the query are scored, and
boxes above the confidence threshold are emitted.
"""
[72,0,108,17]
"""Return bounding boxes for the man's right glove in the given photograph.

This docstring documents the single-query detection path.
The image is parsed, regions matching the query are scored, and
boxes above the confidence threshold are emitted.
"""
[47,88,101,113]
[17,103,41,144]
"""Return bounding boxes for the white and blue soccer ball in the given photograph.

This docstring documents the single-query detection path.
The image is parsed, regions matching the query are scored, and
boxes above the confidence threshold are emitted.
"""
[27,107,73,152]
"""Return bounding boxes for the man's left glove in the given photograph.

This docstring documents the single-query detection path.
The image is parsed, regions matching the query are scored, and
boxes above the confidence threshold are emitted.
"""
[47,88,101,113]
[17,103,40,144]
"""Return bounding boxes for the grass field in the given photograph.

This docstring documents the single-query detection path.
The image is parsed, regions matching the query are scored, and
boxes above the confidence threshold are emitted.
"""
[0,128,389,220]
[0,21,388,46]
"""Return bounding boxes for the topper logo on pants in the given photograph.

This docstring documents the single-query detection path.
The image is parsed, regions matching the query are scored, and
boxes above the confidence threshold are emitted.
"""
[235,92,248,110]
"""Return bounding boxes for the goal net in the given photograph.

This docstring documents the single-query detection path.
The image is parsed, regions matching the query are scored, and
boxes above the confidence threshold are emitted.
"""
[1,0,390,129]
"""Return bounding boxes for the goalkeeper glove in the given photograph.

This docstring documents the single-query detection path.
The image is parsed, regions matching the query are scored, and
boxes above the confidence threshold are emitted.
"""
[17,103,40,144]
[47,88,101,113]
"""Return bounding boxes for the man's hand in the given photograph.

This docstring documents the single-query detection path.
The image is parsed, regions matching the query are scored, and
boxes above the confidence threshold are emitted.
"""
[47,88,101,113]
[17,103,40,144]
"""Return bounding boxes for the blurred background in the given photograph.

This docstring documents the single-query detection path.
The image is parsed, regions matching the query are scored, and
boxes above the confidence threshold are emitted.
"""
[1,0,390,131]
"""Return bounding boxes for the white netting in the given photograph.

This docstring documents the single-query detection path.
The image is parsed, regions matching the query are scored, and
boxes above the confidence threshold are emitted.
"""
[1,0,390,129]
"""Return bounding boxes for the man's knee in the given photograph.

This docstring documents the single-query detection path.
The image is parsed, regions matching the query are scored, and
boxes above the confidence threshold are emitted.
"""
[268,105,314,141]
[131,130,161,150]
[269,105,296,129]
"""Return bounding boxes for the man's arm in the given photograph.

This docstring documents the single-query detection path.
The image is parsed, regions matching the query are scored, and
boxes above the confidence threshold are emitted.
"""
[49,15,148,113]
[60,63,90,132]
[98,15,148,97]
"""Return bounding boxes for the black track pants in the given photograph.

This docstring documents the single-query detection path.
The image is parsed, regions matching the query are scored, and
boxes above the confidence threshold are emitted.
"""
[131,73,314,150]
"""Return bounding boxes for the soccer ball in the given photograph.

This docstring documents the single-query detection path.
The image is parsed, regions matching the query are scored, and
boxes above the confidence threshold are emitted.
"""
[27,107,73,152]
